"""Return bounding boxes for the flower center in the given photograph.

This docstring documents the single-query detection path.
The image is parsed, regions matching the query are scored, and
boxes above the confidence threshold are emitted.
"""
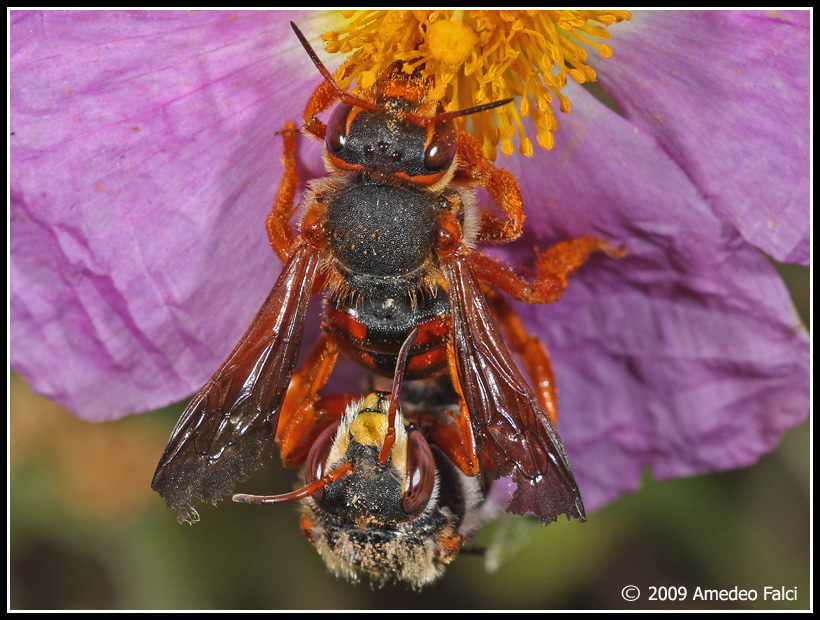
[323,10,631,159]
[426,20,477,67]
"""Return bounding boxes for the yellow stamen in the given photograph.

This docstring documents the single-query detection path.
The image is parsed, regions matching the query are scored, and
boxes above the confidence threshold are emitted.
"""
[324,10,630,160]
[427,20,477,67]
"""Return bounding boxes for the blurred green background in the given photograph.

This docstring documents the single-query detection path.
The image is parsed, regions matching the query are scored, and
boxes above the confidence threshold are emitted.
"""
[9,263,809,610]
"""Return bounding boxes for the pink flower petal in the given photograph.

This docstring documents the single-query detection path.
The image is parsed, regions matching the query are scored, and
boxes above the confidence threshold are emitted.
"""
[505,76,808,510]
[11,10,328,418]
[592,10,810,264]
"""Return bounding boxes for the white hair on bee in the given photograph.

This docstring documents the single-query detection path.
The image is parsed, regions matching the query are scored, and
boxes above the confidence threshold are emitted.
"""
[323,397,361,470]
[458,185,481,250]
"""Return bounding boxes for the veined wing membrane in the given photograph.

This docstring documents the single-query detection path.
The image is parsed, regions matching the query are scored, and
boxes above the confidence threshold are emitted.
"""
[152,241,319,523]
[441,251,585,525]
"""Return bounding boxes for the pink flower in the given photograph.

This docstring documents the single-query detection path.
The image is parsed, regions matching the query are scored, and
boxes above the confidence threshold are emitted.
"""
[10,10,809,513]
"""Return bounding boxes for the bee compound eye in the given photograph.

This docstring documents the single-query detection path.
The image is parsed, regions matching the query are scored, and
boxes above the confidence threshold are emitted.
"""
[326,102,353,153]
[423,120,458,172]
[401,430,436,515]
[304,421,342,503]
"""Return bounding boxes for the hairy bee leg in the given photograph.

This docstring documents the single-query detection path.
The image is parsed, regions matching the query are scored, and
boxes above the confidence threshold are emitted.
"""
[277,331,340,467]
[301,80,338,140]
[435,531,467,565]
[266,122,301,262]
[483,288,559,424]
[454,132,525,243]
[470,237,625,305]
[443,346,482,477]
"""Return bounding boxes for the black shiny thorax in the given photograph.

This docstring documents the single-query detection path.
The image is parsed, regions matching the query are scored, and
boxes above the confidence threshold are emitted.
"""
[325,178,441,295]
[320,173,459,379]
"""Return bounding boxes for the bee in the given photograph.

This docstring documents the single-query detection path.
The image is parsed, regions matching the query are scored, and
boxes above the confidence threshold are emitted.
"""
[153,22,618,531]
[233,330,487,588]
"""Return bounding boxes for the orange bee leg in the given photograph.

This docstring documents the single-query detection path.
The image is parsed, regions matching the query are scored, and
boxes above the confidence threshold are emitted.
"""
[438,345,482,477]
[483,288,559,424]
[470,238,625,305]
[300,511,320,543]
[454,132,525,244]
[276,331,340,467]
[427,420,480,478]
[301,80,338,141]
[434,530,466,564]
[281,392,354,469]
[266,122,301,263]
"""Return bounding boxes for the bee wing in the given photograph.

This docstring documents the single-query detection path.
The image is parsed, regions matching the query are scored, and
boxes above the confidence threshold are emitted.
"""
[441,252,585,525]
[152,242,320,523]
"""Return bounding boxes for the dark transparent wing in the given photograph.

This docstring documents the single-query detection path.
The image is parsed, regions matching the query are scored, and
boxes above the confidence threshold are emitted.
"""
[441,252,585,524]
[152,242,319,523]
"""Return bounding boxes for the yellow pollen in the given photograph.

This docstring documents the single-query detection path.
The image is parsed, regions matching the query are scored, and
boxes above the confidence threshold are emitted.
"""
[427,20,477,67]
[324,10,631,160]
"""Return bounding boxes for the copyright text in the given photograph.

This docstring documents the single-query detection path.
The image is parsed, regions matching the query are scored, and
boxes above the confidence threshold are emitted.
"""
[621,585,798,602]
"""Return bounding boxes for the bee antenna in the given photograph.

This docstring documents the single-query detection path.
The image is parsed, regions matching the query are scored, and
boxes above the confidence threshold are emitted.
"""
[290,22,378,112]
[405,98,514,127]
[379,327,418,464]
[232,461,353,505]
